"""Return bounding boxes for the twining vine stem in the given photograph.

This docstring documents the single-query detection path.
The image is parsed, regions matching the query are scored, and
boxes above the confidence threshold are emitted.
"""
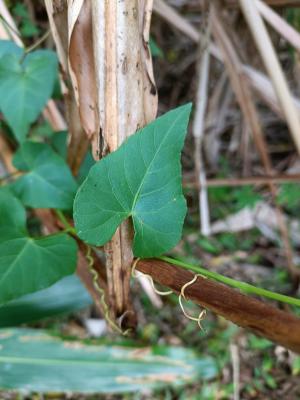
[159,256,300,307]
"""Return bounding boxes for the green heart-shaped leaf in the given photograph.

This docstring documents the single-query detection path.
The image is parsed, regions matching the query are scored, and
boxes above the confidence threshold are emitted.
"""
[0,49,57,142]
[11,141,78,210]
[73,104,192,257]
[0,190,77,305]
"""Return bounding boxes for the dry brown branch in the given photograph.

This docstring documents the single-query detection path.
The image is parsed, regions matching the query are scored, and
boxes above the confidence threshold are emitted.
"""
[136,258,300,354]
[184,174,300,188]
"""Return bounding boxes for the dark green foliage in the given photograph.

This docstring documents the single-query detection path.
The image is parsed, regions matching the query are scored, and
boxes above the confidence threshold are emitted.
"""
[11,141,77,210]
[0,190,77,305]
[0,40,57,141]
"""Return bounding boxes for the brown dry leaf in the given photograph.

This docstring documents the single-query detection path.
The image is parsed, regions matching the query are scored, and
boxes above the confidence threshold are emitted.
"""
[68,0,99,144]
[44,0,68,74]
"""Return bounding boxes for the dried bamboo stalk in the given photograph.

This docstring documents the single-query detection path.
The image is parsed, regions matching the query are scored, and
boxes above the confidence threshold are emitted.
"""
[239,0,300,154]
[193,5,211,236]
[91,1,158,323]
[256,0,300,53]
[0,0,22,46]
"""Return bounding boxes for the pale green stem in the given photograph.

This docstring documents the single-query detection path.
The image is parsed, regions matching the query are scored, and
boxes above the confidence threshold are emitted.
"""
[159,256,300,308]
[55,210,77,235]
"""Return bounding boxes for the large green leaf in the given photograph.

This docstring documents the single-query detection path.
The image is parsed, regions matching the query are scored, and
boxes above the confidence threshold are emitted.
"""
[74,104,192,257]
[0,191,77,305]
[0,328,217,393]
[11,141,77,209]
[0,49,57,142]
[0,275,92,327]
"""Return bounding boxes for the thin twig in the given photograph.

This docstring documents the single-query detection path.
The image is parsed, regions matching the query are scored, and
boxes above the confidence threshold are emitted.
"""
[184,174,300,188]
[230,343,240,400]
[25,29,51,53]
[193,4,211,235]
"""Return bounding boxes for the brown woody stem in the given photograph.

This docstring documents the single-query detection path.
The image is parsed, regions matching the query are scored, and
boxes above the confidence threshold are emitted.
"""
[136,258,300,353]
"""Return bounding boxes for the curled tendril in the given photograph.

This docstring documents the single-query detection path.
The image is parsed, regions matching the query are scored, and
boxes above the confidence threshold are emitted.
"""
[85,246,131,336]
[131,258,173,296]
[179,274,207,331]
[131,259,207,331]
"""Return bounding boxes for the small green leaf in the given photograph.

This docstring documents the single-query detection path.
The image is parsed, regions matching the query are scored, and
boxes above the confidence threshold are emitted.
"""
[74,104,192,257]
[0,328,217,393]
[150,37,164,58]
[0,191,77,305]
[0,275,91,327]
[0,49,57,142]
[232,185,261,210]
[13,3,29,18]
[11,141,77,210]
[278,183,300,211]
[20,20,40,38]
